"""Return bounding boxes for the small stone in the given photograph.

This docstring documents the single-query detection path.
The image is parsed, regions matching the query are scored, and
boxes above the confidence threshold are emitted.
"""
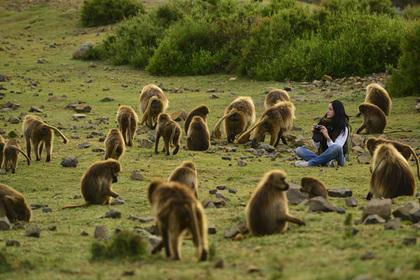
[80,230,89,236]
[392,201,419,221]
[224,225,240,239]
[48,225,57,231]
[228,188,237,194]
[216,186,226,191]
[74,104,91,113]
[94,225,107,240]
[128,215,154,223]
[362,199,392,220]
[384,218,401,230]
[357,152,371,164]
[73,114,87,120]
[31,204,48,210]
[42,207,52,213]
[25,224,41,238]
[352,145,365,154]
[110,197,125,205]
[148,235,161,248]
[209,189,217,195]
[130,170,144,181]
[412,223,420,230]
[221,156,231,161]
[202,199,215,209]
[307,197,336,212]
[345,197,358,207]
[258,143,275,152]
[29,106,43,113]
[214,259,224,269]
[8,116,20,124]
[322,74,333,81]
[287,183,309,205]
[0,216,12,230]
[138,138,154,148]
[61,157,78,168]
[233,233,243,241]
[360,251,375,260]
[103,209,121,219]
[208,226,217,235]
[5,239,20,247]
[328,189,352,198]
[410,208,420,223]
[122,270,135,277]
[37,58,47,64]
[100,97,114,102]
[363,214,385,225]
[402,237,416,246]
[214,199,226,208]
[73,42,94,59]
[237,159,247,167]
[78,143,90,149]
[210,94,219,99]
[247,265,261,274]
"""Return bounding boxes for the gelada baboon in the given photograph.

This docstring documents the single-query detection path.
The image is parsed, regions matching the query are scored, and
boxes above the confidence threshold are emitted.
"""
[2,139,30,173]
[212,96,256,143]
[62,159,121,208]
[367,143,416,200]
[356,103,386,134]
[365,137,419,180]
[300,177,328,198]
[168,161,198,198]
[0,184,31,222]
[148,181,208,261]
[116,105,138,147]
[22,115,68,162]
[139,84,168,129]
[104,128,125,160]
[236,101,295,147]
[187,116,210,151]
[0,135,5,168]
[264,89,290,109]
[184,105,209,134]
[155,113,181,155]
[365,83,392,116]
[246,170,305,236]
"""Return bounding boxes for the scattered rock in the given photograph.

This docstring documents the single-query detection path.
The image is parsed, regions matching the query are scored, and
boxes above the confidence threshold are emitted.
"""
[360,251,375,261]
[138,138,154,149]
[287,183,309,205]
[224,225,240,239]
[48,225,57,231]
[37,58,47,64]
[100,97,114,102]
[392,201,419,222]
[122,270,135,277]
[247,265,261,274]
[228,188,237,194]
[0,74,10,82]
[94,225,107,240]
[351,134,365,147]
[103,209,121,219]
[202,199,215,209]
[73,113,87,120]
[221,156,231,161]
[352,146,365,154]
[31,204,48,210]
[214,199,227,208]
[208,226,217,235]
[214,259,224,269]
[402,237,416,246]
[362,199,392,220]
[363,214,385,225]
[258,143,275,152]
[74,104,91,113]
[8,116,20,124]
[42,207,52,213]
[61,157,78,167]
[0,216,12,230]
[29,106,43,113]
[216,186,226,191]
[210,94,219,99]
[73,42,94,60]
[130,170,144,181]
[25,224,41,238]
[307,197,336,212]
[384,218,401,230]
[110,197,125,205]
[78,143,90,149]
[237,159,247,167]
[412,223,420,230]
[327,188,352,198]
[5,239,20,247]
[80,230,89,236]
[345,197,358,207]
[148,235,161,248]
[357,152,371,164]
[128,215,154,223]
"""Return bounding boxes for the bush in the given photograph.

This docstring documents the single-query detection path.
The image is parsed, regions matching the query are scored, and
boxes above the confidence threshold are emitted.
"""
[386,22,420,97]
[91,230,147,261]
[402,5,420,20]
[81,0,144,27]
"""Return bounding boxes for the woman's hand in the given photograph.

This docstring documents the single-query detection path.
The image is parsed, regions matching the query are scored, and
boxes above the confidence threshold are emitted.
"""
[320,125,330,139]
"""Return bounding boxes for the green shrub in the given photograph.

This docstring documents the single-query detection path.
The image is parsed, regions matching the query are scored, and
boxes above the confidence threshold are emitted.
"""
[386,22,420,97]
[321,0,396,16]
[402,5,420,20]
[91,230,147,261]
[81,0,144,27]
[0,251,33,273]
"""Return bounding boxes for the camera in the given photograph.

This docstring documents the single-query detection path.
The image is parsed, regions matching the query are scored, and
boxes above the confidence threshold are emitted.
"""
[312,125,324,142]
[314,125,322,131]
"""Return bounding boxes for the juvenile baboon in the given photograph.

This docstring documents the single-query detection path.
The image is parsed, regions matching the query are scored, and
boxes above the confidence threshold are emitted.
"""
[367,143,416,200]
[356,103,386,134]
[0,135,5,168]
[0,184,31,223]
[365,137,419,180]
[2,139,30,174]
[168,161,198,198]
[365,83,392,116]
[264,89,290,109]
[236,101,295,147]
[187,116,210,151]
[104,128,125,160]
[300,177,328,198]
[148,181,208,261]
[139,84,168,129]
[246,170,305,236]
[62,159,121,208]
[212,96,256,143]
[155,113,181,156]
[116,105,138,147]
[184,105,210,134]
[22,115,68,162]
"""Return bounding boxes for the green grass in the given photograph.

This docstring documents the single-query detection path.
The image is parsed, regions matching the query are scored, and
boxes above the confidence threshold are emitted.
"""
[0,2,419,280]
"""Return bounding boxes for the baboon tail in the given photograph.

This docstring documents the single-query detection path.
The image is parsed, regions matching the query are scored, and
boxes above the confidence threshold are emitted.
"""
[127,117,132,143]
[46,125,68,144]
[140,97,155,126]
[187,203,205,261]
[211,109,238,139]
[235,115,267,144]
[169,124,177,146]
[14,146,31,165]
[62,203,89,209]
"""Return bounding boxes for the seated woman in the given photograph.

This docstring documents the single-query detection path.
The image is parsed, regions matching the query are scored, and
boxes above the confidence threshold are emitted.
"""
[295,100,349,167]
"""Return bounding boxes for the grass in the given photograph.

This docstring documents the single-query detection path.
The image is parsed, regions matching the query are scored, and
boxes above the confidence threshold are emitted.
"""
[0,1,419,279]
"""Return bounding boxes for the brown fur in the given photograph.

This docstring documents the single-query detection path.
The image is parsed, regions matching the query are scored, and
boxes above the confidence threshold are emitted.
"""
[246,170,305,236]
[155,113,181,155]
[236,101,295,147]
[367,143,416,200]
[300,177,328,198]
[0,135,5,168]
[116,105,138,147]
[187,116,210,151]
[212,96,256,143]
[365,83,392,116]
[264,89,290,109]
[104,128,126,160]
[148,181,208,261]
[139,84,168,129]
[2,139,30,174]
[22,115,68,162]
[356,103,386,134]
[0,183,31,223]
[366,137,419,180]
[184,105,210,134]
[168,161,198,198]
[63,159,121,208]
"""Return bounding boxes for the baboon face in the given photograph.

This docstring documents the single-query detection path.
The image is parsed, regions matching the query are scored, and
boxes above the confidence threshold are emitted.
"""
[151,99,163,112]
[269,173,289,191]
[109,128,120,135]
[17,199,31,222]
[198,106,209,115]
[300,183,311,193]
[359,104,368,114]
[108,161,121,183]
[157,113,170,123]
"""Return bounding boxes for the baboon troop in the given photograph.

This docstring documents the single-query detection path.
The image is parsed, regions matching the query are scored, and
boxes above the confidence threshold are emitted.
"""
[2,139,30,173]
[246,170,305,236]
[187,116,210,151]
[212,96,256,143]
[168,161,198,198]
[300,177,328,198]
[116,105,138,147]
[236,101,295,147]
[139,84,168,129]
[148,181,208,261]
[155,113,181,155]
[367,143,416,200]
[22,115,68,162]
[104,128,126,160]
[365,83,392,116]
[0,183,31,223]
[356,103,386,134]
[184,105,210,134]
[264,89,290,109]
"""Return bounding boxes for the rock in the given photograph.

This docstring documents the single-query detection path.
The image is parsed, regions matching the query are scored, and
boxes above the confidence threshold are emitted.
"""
[210,94,219,99]
[360,251,375,261]
[138,138,154,149]
[73,114,87,120]
[73,42,94,59]
[384,218,401,230]
[128,215,154,223]
[412,223,420,230]
[100,97,114,102]
[345,197,358,207]
[214,259,224,269]
[416,103,420,113]
[0,216,12,230]
[402,237,416,246]
[8,116,20,124]
[328,188,352,198]
[110,197,125,205]
[228,188,237,194]
[322,74,333,81]
[130,170,144,181]
[42,207,52,213]
[31,204,48,210]
[29,106,43,113]
[287,183,309,205]
[351,134,365,147]
[224,225,240,239]
[37,58,47,64]
[48,225,57,231]
[237,159,247,167]
[61,157,78,167]
[214,199,226,208]
[221,156,231,161]
[392,201,419,221]
[307,197,336,212]
[94,225,107,240]
[103,209,121,219]
[352,146,365,154]
[362,199,392,220]
[202,199,215,209]
[92,148,105,153]
[208,226,217,235]
[74,104,91,113]
[357,152,371,164]
[5,239,20,247]
[410,208,420,223]
[148,235,161,248]
[363,214,385,225]
[258,143,275,152]
[216,186,226,191]
[25,224,41,238]
[0,74,10,82]
[247,265,261,274]
[80,230,89,236]
[122,271,135,277]
[78,143,90,149]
